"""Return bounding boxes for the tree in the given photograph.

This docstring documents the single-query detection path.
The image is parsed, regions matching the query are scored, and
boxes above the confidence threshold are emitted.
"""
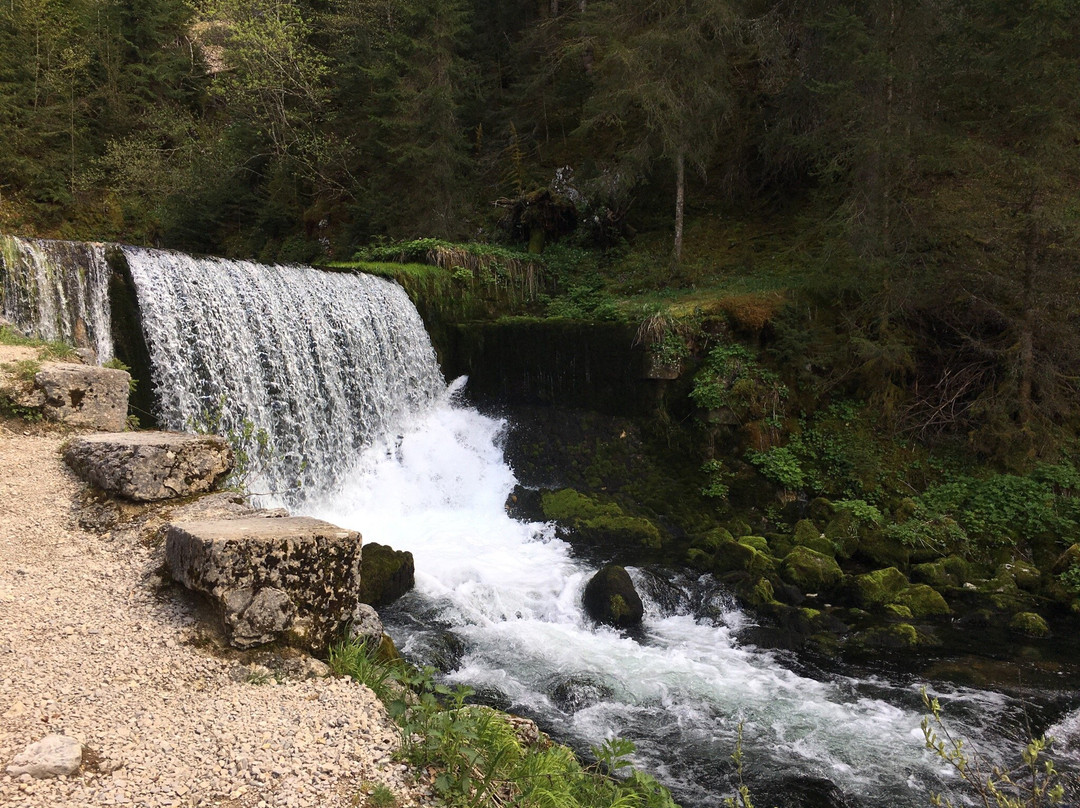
[575,0,738,264]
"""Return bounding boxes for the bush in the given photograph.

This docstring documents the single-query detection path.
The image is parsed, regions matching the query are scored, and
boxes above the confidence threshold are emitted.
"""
[691,343,788,422]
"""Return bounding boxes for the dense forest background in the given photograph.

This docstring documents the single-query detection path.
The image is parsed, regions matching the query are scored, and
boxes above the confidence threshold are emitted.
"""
[1,0,1079,464]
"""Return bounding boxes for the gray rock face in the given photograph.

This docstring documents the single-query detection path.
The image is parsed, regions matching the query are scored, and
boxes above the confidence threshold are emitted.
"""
[63,431,233,501]
[35,363,129,431]
[6,734,82,779]
[165,516,362,652]
[348,603,384,648]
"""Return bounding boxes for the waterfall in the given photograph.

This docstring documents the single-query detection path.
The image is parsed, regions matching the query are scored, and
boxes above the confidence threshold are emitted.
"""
[0,235,113,362]
[122,246,444,496]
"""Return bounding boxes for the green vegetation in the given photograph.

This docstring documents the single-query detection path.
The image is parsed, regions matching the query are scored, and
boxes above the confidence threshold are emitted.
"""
[330,637,677,808]
[921,690,1069,807]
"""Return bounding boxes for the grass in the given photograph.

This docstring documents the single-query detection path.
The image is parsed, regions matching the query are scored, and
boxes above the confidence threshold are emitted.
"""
[329,636,679,808]
[0,324,79,361]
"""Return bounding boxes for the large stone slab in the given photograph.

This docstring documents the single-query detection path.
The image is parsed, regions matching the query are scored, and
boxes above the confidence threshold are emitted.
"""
[6,734,82,779]
[36,362,130,431]
[63,431,233,501]
[165,516,362,651]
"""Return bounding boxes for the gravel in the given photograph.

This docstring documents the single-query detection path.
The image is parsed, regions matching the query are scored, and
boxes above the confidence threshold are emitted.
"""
[0,413,436,807]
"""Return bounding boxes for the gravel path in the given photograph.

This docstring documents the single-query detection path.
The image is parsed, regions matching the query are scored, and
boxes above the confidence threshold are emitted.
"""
[0,418,433,807]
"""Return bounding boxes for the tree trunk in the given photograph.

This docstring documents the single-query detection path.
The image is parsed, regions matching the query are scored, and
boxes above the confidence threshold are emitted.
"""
[672,151,685,265]
[1018,210,1040,428]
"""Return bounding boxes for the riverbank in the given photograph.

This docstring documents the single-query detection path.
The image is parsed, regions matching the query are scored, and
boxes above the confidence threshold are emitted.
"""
[0,408,434,807]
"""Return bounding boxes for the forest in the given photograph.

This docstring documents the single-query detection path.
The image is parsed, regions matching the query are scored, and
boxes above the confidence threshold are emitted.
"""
[1,0,1079,463]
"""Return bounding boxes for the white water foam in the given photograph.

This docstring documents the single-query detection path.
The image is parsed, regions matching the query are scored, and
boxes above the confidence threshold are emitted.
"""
[301,388,975,807]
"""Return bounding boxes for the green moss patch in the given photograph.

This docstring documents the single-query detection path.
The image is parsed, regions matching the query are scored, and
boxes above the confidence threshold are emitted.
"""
[780,546,843,593]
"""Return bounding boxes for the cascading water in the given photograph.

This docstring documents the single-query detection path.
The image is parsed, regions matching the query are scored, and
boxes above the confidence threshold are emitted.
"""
[122,247,1067,807]
[0,235,113,361]
[123,247,444,496]
[302,392,1044,808]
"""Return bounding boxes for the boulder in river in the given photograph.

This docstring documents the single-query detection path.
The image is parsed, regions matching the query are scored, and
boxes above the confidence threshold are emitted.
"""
[582,564,644,628]
[358,542,415,606]
[64,431,233,501]
[165,516,362,652]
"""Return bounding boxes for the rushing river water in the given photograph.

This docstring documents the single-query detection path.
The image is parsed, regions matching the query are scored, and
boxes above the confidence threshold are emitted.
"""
[301,384,1057,808]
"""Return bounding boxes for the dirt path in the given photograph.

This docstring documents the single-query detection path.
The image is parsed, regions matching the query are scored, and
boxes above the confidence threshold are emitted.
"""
[0,418,429,807]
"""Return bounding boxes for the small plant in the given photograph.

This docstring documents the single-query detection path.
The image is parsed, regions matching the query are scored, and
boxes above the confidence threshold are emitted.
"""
[329,637,406,704]
[3,358,41,384]
[1058,564,1080,596]
[103,357,139,394]
[691,343,788,422]
[748,446,805,491]
[724,723,760,808]
[363,782,398,808]
[244,666,275,685]
[921,689,1070,807]
[700,459,731,500]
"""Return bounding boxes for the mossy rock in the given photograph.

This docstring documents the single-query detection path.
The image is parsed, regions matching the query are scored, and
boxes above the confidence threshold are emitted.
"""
[851,622,934,650]
[377,633,401,663]
[735,575,776,607]
[541,488,662,549]
[739,535,770,554]
[884,603,913,619]
[780,546,843,594]
[822,511,860,558]
[852,567,909,609]
[942,555,972,585]
[792,519,835,557]
[691,527,734,552]
[766,532,795,558]
[910,561,949,589]
[685,547,713,570]
[893,584,950,618]
[359,542,415,607]
[1051,543,1080,575]
[715,540,776,577]
[996,561,1041,592]
[808,497,834,524]
[582,565,644,628]
[1008,612,1050,638]
[727,518,752,538]
[853,527,910,569]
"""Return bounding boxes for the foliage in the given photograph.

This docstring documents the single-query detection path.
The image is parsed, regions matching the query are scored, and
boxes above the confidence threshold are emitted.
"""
[330,635,678,808]
[921,689,1070,807]
[186,395,281,495]
[1058,565,1080,597]
[747,447,804,491]
[691,343,787,422]
[700,459,730,500]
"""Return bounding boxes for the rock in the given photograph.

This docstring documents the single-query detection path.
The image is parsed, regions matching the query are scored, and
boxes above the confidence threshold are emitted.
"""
[996,561,1042,592]
[35,362,129,431]
[850,567,909,609]
[542,489,662,550]
[1052,543,1080,575]
[348,603,385,648]
[739,535,770,554]
[165,516,362,652]
[691,527,734,552]
[550,674,614,713]
[72,348,97,365]
[851,527,910,569]
[1009,611,1050,638]
[358,543,415,606]
[780,546,843,593]
[6,734,83,779]
[504,485,545,522]
[893,584,950,618]
[64,431,233,501]
[582,565,644,628]
[714,540,775,577]
[793,519,835,557]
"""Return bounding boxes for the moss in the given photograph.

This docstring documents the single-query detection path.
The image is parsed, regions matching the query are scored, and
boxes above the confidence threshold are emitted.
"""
[685,547,713,569]
[739,535,769,553]
[808,497,835,524]
[692,527,733,552]
[792,518,835,557]
[1052,543,1080,575]
[715,540,776,577]
[996,561,1041,592]
[853,623,923,650]
[1009,612,1050,638]
[884,603,913,619]
[852,567,909,609]
[910,561,949,589]
[853,527,910,568]
[739,576,776,607]
[780,546,843,593]
[609,594,631,621]
[359,543,415,607]
[727,518,752,538]
[541,488,663,549]
[893,584,950,618]
[766,532,795,558]
[942,555,972,584]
